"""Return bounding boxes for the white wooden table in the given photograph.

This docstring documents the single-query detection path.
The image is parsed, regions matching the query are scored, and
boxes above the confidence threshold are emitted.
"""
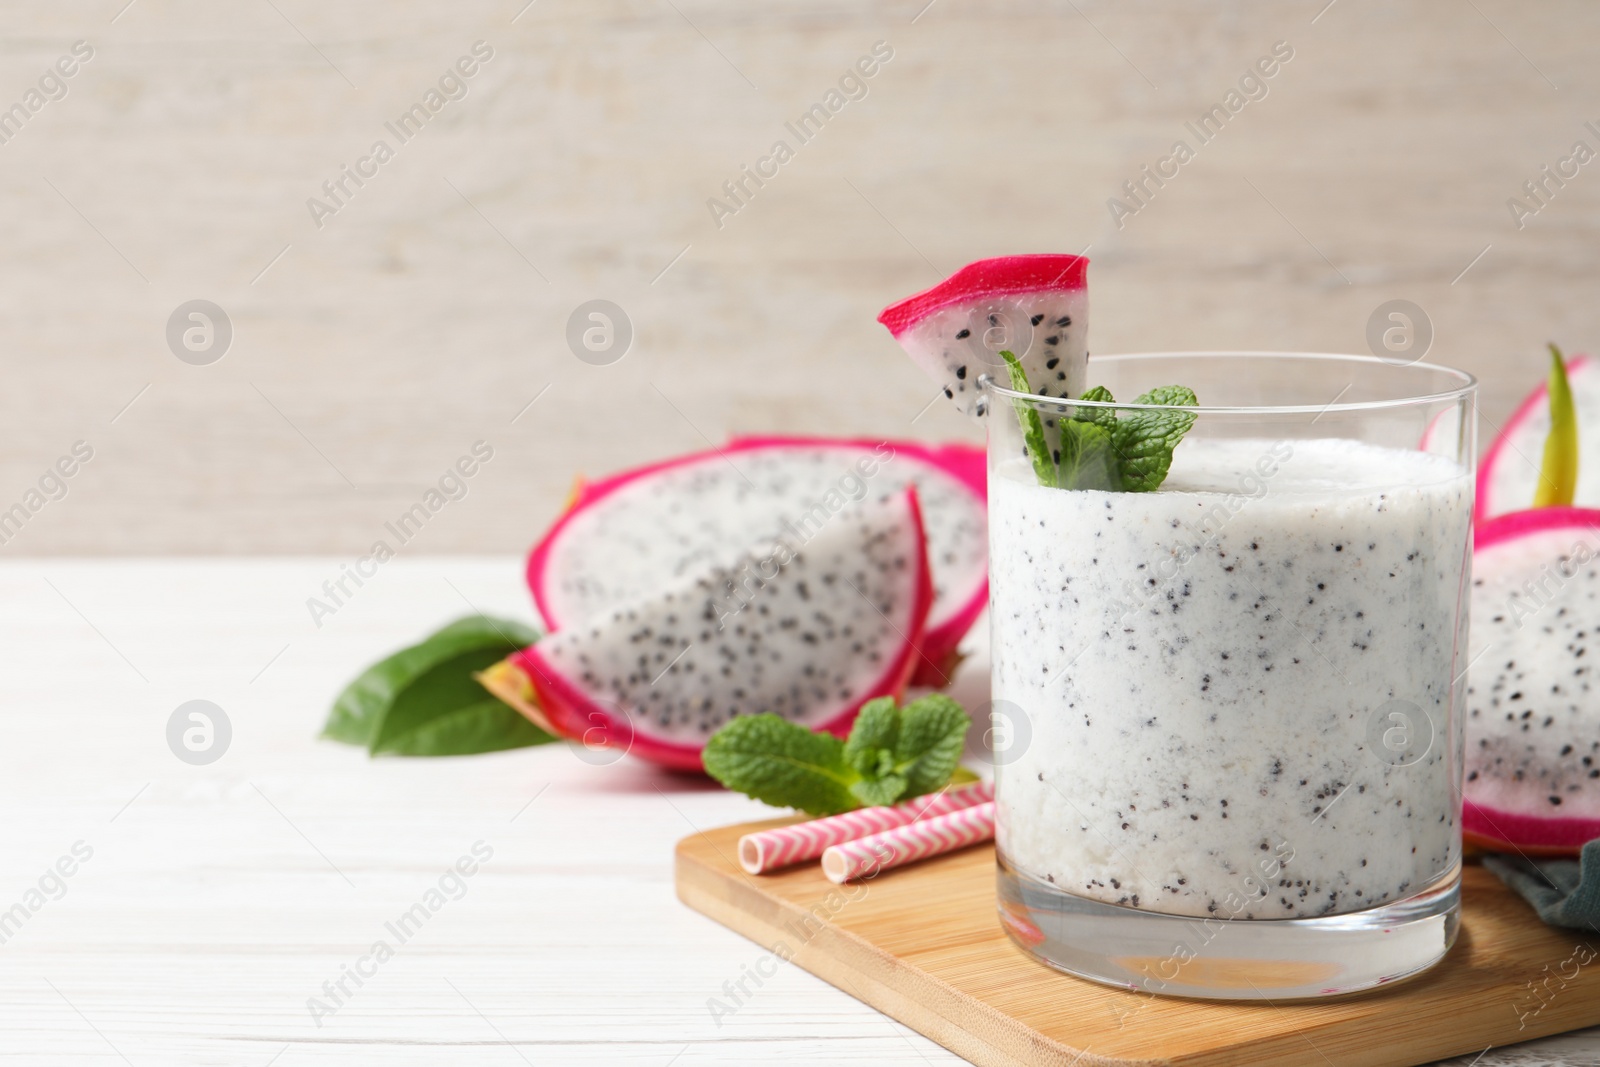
[2,559,1595,1066]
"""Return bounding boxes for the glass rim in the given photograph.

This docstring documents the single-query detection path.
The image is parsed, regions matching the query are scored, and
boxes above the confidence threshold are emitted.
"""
[979,351,1478,416]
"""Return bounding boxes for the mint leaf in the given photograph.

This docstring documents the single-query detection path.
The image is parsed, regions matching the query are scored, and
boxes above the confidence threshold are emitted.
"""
[705,697,976,814]
[851,775,908,808]
[842,696,910,808]
[1133,385,1201,408]
[842,694,971,805]
[1535,342,1579,508]
[999,349,1058,487]
[892,694,971,799]
[1058,419,1122,491]
[1112,385,1198,493]
[1072,385,1119,428]
[842,697,898,776]
[702,714,860,815]
[1058,386,1122,490]
[323,615,554,756]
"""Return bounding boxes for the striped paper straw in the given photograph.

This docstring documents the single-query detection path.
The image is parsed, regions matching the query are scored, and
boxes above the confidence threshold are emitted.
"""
[737,780,993,875]
[821,801,995,884]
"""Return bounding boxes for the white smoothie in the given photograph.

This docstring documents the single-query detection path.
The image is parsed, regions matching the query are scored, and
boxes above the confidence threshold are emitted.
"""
[991,437,1472,919]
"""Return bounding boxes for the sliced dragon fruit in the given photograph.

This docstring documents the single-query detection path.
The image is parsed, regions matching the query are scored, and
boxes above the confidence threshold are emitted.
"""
[1465,506,1600,855]
[506,489,933,770]
[877,254,1089,419]
[1477,354,1596,521]
[526,436,986,687]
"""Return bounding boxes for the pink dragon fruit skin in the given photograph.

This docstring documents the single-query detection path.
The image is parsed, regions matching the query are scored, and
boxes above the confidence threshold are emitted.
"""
[1477,354,1596,522]
[512,489,935,771]
[525,436,987,689]
[1465,505,1600,856]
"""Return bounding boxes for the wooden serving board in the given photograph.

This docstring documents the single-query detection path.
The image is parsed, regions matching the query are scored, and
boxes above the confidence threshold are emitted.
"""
[676,817,1600,1067]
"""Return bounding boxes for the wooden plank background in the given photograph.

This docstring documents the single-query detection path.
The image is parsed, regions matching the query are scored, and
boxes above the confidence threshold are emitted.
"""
[0,0,1596,553]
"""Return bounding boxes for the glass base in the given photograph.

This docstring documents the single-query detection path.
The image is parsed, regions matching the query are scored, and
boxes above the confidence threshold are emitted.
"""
[997,856,1460,1001]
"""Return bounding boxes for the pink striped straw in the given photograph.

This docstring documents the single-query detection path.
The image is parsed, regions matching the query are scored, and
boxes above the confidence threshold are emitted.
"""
[737,780,993,875]
[821,800,995,884]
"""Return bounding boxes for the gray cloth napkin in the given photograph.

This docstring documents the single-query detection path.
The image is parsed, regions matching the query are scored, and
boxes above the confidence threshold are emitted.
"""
[1482,839,1600,932]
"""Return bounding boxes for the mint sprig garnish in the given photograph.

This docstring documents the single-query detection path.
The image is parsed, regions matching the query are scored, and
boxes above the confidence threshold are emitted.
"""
[1072,385,1118,425]
[1113,385,1199,492]
[1059,423,1121,491]
[999,363,1197,492]
[1055,383,1123,490]
[998,350,1058,488]
[702,695,972,815]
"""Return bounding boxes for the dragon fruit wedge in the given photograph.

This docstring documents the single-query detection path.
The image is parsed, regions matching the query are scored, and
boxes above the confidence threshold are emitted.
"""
[488,489,933,771]
[1478,354,1596,522]
[877,254,1089,420]
[526,436,986,687]
[1465,505,1600,855]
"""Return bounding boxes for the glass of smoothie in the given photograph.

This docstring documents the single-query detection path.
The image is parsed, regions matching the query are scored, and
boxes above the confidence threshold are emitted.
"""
[983,351,1476,1000]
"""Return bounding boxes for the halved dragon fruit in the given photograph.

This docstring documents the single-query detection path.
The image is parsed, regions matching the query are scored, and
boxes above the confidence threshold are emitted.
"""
[1477,354,1596,521]
[1465,506,1600,855]
[526,436,986,687]
[877,254,1089,419]
[501,489,933,770]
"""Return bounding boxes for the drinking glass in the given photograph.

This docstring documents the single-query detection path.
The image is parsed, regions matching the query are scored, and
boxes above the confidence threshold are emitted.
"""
[983,352,1476,999]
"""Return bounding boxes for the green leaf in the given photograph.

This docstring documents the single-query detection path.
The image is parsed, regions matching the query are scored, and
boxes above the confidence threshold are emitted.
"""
[841,693,971,805]
[370,647,552,756]
[891,694,972,799]
[1056,386,1123,491]
[1072,385,1119,428]
[1535,342,1579,508]
[704,696,976,814]
[376,697,553,756]
[842,697,898,776]
[325,615,526,745]
[999,349,1058,488]
[323,615,554,757]
[701,714,860,815]
[1112,385,1199,493]
[850,775,908,809]
[1058,419,1123,491]
[1134,385,1201,408]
